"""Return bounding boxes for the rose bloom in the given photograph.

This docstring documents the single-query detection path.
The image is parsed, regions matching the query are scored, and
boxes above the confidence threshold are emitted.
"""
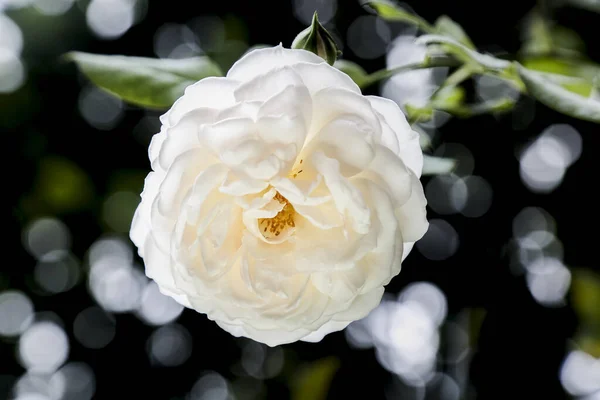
[130,45,428,346]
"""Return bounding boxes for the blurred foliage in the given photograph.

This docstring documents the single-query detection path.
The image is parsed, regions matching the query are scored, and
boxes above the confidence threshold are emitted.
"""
[468,308,487,349]
[552,0,600,14]
[208,14,249,71]
[361,0,435,33]
[519,8,585,58]
[21,156,95,216]
[291,357,340,400]
[0,274,8,292]
[571,269,600,329]
[571,269,600,357]
[433,15,476,49]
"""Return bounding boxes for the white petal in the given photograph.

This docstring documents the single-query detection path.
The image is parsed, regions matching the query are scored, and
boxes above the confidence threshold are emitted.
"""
[311,271,359,303]
[234,65,305,102]
[183,164,229,225]
[199,117,256,155]
[148,127,166,170]
[168,77,238,127]
[216,101,261,121]
[256,114,307,159]
[305,116,375,177]
[310,88,381,142]
[219,173,269,196]
[257,85,312,129]
[130,171,164,253]
[301,319,351,342]
[311,151,371,234]
[396,170,429,242]
[159,108,218,171]
[293,62,361,94]
[367,95,423,177]
[354,144,412,208]
[157,149,220,219]
[331,286,384,321]
[294,201,343,230]
[143,233,192,308]
[270,176,330,206]
[402,242,415,261]
[227,44,323,81]
[352,178,403,291]
[301,287,385,343]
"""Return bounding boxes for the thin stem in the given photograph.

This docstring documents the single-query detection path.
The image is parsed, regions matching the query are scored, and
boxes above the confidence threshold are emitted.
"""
[397,14,436,34]
[359,56,460,89]
[428,64,475,103]
[440,97,517,118]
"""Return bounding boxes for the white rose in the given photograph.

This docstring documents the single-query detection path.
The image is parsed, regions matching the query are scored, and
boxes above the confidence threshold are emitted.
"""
[130,45,429,346]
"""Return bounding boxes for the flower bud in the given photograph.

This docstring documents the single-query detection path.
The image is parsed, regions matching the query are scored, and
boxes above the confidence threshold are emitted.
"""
[292,12,341,65]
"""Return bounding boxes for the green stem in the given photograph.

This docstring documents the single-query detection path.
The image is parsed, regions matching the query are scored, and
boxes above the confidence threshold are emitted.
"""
[440,97,517,118]
[359,56,460,89]
[428,64,475,102]
[397,15,436,34]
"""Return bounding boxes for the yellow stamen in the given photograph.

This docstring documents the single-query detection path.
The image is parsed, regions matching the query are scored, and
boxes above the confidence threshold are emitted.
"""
[258,192,296,239]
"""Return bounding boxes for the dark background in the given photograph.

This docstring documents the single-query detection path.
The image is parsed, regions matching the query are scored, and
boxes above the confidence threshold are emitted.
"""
[5,0,600,399]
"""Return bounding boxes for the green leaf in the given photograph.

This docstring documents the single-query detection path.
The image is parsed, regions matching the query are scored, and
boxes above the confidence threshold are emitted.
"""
[65,52,223,109]
[434,15,475,49]
[291,357,340,400]
[361,0,434,33]
[422,154,457,175]
[521,56,600,83]
[333,59,369,88]
[292,12,341,65]
[518,64,600,123]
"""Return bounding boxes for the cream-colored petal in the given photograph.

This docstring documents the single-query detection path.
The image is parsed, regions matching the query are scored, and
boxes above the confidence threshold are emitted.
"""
[292,62,361,95]
[309,87,381,142]
[367,95,423,177]
[396,170,429,242]
[234,65,305,102]
[168,77,238,126]
[227,44,323,81]
[303,116,375,177]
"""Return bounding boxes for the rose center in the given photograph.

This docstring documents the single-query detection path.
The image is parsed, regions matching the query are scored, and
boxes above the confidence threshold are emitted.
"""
[259,192,296,239]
